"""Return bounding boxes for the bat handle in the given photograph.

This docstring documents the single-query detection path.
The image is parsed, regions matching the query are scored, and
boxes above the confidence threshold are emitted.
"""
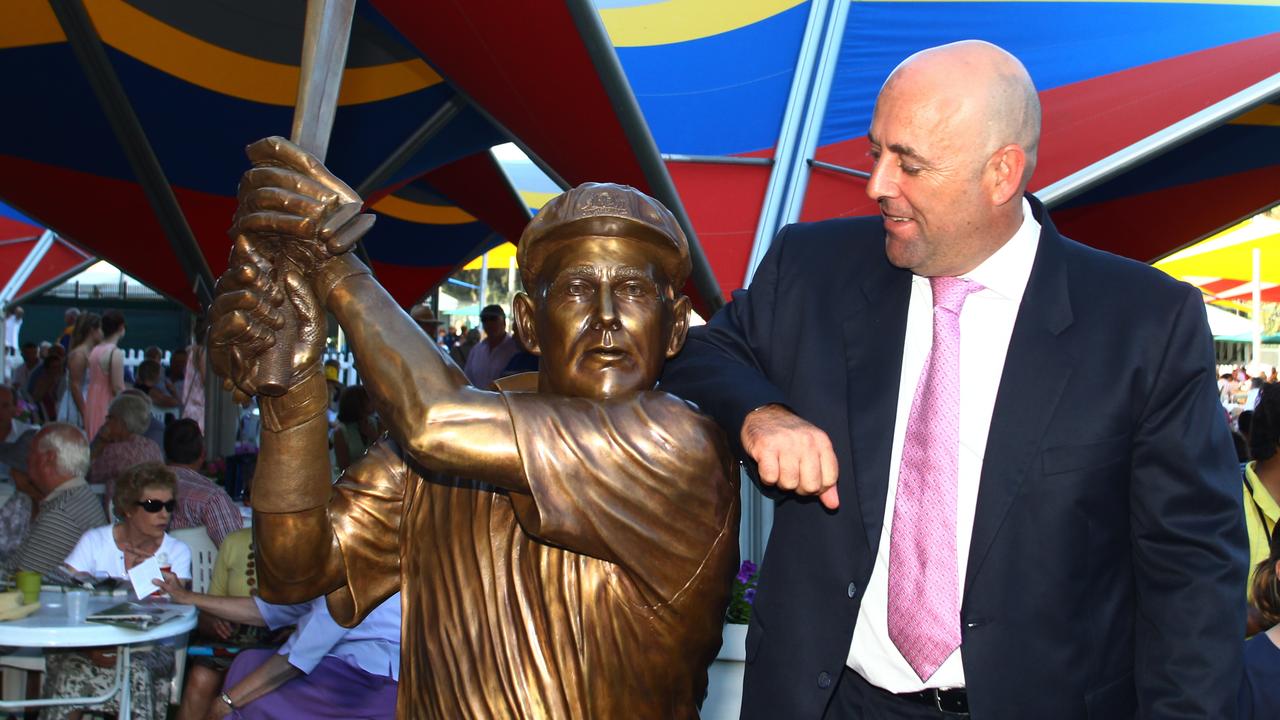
[254,266,300,398]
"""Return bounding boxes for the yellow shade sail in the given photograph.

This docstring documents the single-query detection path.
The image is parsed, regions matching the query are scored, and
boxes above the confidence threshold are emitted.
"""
[1154,214,1280,285]
[461,242,517,271]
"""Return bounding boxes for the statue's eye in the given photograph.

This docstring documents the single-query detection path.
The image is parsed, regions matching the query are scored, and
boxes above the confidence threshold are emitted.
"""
[619,281,647,297]
[565,280,591,296]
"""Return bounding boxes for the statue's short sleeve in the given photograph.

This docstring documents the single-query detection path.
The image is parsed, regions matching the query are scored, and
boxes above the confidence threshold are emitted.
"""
[502,390,738,606]
[324,439,408,627]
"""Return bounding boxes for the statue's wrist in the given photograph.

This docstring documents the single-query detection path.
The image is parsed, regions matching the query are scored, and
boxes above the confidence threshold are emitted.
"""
[314,253,371,308]
[260,370,328,432]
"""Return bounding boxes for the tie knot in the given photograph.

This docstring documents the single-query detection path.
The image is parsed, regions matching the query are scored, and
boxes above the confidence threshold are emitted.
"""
[929,276,983,314]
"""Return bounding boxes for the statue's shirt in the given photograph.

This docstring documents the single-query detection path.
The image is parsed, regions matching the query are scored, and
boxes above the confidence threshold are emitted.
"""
[321,388,739,719]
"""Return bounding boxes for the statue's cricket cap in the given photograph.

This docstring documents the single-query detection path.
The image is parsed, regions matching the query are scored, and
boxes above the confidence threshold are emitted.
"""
[518,182,690,288]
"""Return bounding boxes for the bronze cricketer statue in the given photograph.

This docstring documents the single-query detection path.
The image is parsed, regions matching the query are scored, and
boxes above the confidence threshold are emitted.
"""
[208,137,740,719]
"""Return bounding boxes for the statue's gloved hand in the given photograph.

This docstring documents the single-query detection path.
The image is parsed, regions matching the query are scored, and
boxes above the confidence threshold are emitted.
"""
[208,236,326,403]
[231,136,375,275]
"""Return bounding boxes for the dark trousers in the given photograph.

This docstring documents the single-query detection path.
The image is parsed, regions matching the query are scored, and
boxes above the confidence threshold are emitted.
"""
[824,667,970,719]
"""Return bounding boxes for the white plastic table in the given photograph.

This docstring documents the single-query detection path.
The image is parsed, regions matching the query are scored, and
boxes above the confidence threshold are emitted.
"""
[0,590,196,718]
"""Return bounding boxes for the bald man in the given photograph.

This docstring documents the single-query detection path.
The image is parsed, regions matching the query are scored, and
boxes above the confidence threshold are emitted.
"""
[662,41,1245,719]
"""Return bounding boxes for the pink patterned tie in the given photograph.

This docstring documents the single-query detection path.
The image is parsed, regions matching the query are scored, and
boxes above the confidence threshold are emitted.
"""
[887,275,982,682]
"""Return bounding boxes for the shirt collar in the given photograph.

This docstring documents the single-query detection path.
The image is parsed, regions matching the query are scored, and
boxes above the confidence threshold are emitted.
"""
[954,197,1040,303]
[42,476,87,504]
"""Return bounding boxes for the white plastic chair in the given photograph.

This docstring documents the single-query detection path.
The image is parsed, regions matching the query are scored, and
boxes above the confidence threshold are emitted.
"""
[0,648,44,712]
[166,526,218,706]
[169,526,217,594]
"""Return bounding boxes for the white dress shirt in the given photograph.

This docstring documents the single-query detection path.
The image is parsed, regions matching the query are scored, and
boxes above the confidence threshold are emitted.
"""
[256,592,402,680]
[847,198,1040,691]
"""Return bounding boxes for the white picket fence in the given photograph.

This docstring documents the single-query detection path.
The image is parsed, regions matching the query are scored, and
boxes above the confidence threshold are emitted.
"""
[7,347,361,387]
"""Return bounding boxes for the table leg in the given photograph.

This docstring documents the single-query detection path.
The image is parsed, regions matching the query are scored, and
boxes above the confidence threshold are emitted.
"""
[116,645,131,720]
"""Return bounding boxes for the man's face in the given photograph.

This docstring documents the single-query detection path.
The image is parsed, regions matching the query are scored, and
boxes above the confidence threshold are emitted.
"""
[865,74,995,277]
[0,388,14,426]
[519,236,688,399]
[480,313,505,340]
[20,346,37,367]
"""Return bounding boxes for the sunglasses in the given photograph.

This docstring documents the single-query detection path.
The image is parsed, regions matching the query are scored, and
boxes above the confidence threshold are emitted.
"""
[136,499,176,513]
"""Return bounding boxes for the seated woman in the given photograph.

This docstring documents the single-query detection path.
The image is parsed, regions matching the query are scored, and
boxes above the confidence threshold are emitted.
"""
[156,575,400,720]
[41,462,192,720]
[173,525,276,720]
[87,392,164,497]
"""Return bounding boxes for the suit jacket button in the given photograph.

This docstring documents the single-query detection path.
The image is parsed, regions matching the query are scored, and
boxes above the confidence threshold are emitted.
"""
[847,582,857,598]
[817,671,832,689]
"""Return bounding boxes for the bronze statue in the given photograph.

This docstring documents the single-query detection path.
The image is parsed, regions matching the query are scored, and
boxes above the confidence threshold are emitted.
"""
[208,137,740,719]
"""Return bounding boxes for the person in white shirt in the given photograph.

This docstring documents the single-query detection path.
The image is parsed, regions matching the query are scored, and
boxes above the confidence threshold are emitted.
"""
[155,575,401,720]
[43,462,191,720]
[461,304,521,389]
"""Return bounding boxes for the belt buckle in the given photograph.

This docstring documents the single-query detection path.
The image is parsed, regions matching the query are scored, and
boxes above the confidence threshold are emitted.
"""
[930,688,969,716]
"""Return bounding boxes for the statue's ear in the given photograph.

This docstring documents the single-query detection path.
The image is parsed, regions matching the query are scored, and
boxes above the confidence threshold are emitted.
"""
[665,295,691,358]
[512,292,540,356]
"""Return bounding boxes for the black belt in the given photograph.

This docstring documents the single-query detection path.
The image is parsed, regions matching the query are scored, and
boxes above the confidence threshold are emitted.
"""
[896,687,970,715]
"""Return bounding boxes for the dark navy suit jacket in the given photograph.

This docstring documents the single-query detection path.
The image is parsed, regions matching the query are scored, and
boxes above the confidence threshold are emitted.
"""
[661,196,1247,719]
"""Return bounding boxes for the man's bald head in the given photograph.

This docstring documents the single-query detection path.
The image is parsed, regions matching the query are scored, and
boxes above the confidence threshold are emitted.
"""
[883,40,1040,186]
[866,41,1041,277]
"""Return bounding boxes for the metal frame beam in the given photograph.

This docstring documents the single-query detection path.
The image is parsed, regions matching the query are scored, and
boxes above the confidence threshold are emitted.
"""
[354,95,466,270]
[565,0,724,312]
[50,0,214,307]
[1038,73,1280,209]
[808,158,870,180]
[743,0,850,287]
[663,154,773,167]
[0,231,57,305]
[355,96,466,197]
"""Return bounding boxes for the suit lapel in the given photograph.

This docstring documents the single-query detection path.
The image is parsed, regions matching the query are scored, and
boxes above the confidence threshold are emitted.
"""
[843,257,912,552]
[964,202,1076,598]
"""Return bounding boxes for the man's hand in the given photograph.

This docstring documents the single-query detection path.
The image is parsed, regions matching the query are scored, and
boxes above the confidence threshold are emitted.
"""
[208,237,325,403]
[742,404,839,509]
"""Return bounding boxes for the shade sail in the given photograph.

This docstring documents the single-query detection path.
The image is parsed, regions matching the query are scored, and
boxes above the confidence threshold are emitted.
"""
[603,1,1280,294]
[1155,212,1280,304]
[0,0,695,309]
[602,0,810,299]
[0,202,94,303]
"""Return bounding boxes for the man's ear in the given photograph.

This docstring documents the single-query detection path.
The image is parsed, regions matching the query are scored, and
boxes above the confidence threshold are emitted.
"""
[665,295,692,358]
[512,292,540,356]
[987,143,1027,206]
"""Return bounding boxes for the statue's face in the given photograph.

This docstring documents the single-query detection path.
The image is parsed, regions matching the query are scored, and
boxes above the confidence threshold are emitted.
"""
[516,235,689,400]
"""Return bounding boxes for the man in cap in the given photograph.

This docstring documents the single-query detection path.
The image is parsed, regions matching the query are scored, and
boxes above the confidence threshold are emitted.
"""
[207,137,739,719]
[462,303,521,389]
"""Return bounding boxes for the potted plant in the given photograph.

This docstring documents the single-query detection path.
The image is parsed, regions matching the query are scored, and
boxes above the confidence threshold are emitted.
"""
[704,560,757,719]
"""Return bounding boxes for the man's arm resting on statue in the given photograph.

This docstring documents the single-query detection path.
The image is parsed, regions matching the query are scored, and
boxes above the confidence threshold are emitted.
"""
[322,257,527,490]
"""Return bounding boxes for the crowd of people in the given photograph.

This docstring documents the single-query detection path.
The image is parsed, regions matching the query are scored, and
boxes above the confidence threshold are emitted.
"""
[0,304,411,718]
